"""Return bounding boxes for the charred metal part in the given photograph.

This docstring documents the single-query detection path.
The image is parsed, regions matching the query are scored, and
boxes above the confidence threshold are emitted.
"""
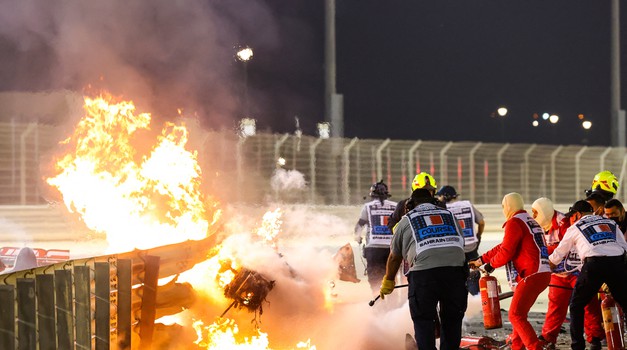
[223,268,275,314]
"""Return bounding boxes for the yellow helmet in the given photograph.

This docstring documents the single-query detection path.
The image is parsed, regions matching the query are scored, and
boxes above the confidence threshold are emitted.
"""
[411,172,437,191]
[591,170,619,195]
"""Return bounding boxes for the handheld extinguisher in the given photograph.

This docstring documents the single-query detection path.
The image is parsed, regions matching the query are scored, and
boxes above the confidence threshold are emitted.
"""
[601,292,626,350]
[479,268,503,329]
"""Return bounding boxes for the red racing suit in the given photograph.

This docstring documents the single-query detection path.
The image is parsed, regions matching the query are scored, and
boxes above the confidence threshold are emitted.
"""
[541,212,605,344]
[481,210,551,350]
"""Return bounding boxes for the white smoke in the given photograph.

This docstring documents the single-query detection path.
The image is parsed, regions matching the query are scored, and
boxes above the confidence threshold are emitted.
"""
[270,168,307,192]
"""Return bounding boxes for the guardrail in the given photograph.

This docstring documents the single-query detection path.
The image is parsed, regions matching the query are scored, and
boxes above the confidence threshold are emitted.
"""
[0,236,217,349]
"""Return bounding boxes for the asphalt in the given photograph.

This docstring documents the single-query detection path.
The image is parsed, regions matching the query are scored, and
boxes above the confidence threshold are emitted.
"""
[463,310,574,349]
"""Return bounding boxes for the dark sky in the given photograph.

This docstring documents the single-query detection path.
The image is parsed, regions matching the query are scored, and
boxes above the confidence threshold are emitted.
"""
[0,1,625,146]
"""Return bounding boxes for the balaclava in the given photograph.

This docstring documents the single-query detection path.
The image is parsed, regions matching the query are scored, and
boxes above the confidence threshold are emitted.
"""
[502,192,524,220]
[532,197,554,231]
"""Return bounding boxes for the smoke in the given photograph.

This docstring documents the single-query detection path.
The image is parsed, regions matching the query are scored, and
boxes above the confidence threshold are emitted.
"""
[0,0,280,129]
[270,169,307,192]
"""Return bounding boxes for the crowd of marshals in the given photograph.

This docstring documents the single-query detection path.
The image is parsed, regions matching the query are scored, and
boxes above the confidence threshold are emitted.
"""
[367,170,627,350]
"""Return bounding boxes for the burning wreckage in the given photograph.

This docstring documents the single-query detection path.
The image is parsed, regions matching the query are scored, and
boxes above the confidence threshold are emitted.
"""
[0,94,353,349]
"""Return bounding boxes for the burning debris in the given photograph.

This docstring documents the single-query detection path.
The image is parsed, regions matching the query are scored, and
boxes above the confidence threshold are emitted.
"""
[221,265,275,318]
[42,93,327,349]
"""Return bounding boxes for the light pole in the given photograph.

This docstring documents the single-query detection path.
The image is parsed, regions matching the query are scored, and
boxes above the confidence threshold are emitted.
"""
[236,46,254,117]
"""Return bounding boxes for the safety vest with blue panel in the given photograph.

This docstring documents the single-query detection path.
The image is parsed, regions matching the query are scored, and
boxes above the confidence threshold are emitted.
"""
[365,199,397,247]
[446,200,478,248]
[406,203,464,257]
[576,215,621,248]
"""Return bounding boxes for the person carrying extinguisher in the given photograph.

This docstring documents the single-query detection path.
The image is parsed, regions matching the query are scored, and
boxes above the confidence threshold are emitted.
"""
[469,192,551,350]
[532,197,605,350]
[548,200,627,350]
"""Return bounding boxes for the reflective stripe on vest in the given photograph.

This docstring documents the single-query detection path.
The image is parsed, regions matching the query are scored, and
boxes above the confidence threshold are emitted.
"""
[407,203,464,257]
[446,200,477,247]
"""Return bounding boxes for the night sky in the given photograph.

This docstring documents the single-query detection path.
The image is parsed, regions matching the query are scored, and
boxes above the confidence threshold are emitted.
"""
[0,1,625,146]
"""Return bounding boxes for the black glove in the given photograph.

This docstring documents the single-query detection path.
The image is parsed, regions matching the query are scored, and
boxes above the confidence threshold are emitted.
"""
[484,263,494,273]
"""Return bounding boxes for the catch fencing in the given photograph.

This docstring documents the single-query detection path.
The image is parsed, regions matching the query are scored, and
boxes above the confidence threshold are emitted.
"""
[2,120,626,206]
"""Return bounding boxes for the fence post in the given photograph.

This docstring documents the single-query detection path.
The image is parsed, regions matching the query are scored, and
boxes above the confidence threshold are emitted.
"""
[309,138,323,203]
[523,144,537,203]
[139,256,160,350]
[439,142,453,184]
[117,259,132,350]
[36,274,57,350]
[0,285,15,349]
[575,146,588,200]
[407,140,422,186]
[496,143,510,200]
[236,138,246,203]
[375,139,390,181]
[274,134,290,165]
[55,269,74,350]
[342,138,359,205]
[550,146,564,202]
[17,278,36,350]
[469,142,482,204]
[74,265,91,350]
[95,262,110,350]
[600,147,613,172]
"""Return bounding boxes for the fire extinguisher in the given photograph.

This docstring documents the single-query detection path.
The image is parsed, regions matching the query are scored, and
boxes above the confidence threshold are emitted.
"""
[479,270,503,329]
[601,292,625,350]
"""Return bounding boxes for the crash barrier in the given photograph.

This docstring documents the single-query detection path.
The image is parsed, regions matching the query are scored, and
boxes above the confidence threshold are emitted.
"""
[2,120,626,206]
[0,236,216,349]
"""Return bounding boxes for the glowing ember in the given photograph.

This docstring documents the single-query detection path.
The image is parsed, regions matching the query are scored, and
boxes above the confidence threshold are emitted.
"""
[46,94,220,251]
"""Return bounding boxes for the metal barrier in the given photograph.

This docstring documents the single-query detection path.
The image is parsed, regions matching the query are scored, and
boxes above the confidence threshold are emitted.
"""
[2,122,626,206]
[0,236,215,349]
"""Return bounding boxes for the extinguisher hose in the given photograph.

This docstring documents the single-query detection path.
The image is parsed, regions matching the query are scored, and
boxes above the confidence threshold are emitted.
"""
[368,284,409,306]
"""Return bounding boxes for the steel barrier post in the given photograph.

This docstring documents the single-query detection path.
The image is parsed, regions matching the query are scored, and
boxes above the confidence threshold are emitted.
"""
[407,140,422,191]
[342,138,359,204]
[310,138,324,203]
[440,142,453,184]
[469,142,482,203]
[523,144,536,204]
[550,146,564,202]
[575,146,588,199]
[375,139,390,181]
[496,143,510,200]
[600,147,612,172]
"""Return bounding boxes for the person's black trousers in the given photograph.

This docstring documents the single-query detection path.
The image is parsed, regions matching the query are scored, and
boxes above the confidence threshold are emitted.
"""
[465,250,480,295]
[570,255,627,350]
[407,266,468,350]
[363,246,390,293]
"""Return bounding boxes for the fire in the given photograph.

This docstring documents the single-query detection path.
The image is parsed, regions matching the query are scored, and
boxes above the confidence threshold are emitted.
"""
[193,319,270,349]
[46,93,319,349]
[46,94,220,251]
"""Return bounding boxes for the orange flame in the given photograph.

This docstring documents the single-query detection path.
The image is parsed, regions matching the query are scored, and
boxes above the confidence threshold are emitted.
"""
[46,94,220,251]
